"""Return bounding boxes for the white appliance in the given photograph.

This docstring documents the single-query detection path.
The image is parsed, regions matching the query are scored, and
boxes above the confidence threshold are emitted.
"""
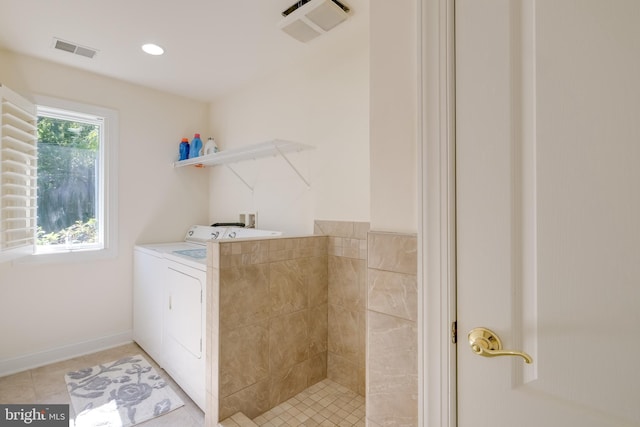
[133,225,281,410]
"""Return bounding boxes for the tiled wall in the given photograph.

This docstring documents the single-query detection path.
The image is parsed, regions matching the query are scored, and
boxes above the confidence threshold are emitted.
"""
[314,220,369,396]
[366,231,418,427]
[205,236,328,425]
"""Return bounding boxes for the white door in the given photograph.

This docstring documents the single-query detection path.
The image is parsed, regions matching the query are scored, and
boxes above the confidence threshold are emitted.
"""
[456,1,640,426]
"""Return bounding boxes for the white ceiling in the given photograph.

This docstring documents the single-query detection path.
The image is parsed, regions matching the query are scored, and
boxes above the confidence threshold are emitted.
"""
[0,0,368,102]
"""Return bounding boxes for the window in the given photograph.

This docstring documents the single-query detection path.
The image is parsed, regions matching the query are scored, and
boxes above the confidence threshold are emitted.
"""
[0,89,118,262]
[1,89,117,262]
[33,96,118,258]
[36,106,102,251]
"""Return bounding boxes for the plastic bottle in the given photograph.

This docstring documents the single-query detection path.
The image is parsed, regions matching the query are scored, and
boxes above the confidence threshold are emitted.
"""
[190,133,203,158]
[178,137,190,161]
[204,137,219,155]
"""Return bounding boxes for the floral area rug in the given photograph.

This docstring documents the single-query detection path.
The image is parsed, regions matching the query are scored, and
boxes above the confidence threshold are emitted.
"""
[64,355,184,427]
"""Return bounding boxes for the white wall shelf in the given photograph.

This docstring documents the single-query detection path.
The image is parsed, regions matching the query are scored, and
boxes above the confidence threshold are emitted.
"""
[173,139,314,191]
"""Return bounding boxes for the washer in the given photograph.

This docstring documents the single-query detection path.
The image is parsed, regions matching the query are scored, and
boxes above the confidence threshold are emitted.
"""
[136,224,227,268]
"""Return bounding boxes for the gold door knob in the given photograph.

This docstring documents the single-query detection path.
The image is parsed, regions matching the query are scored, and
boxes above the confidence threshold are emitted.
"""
[468,327,533,364]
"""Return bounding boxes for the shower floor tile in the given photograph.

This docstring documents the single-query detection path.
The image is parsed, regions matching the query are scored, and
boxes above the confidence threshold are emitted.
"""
[252,379,365,427]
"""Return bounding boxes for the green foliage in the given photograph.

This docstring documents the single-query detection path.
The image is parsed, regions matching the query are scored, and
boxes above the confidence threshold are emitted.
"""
[36,219,97,245]
[37,116,99,150]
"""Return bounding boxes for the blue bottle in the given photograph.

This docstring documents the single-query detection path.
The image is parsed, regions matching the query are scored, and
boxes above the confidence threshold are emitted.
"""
[190,133,203,158]
[179,137,190,161]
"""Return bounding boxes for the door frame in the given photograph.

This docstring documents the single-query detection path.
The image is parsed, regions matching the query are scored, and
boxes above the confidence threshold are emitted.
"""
[417,0,456,426]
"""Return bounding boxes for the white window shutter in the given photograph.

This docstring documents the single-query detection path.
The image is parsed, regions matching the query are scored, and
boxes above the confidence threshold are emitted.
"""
[0,83,37,260]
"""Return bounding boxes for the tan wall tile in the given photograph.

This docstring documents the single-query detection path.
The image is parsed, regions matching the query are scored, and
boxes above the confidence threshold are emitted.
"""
[314,220,355,238]
[309,303,328,355]
[219,265,270,331]
[358,309,367,369]
[315,220,370,240]
[353,222,370,240]
[327,353,358,393]
[268,360,309,407]
[219,379,270,421]
[307,256,328,307]
[328,305,359,363]
[206,266,220,402]
[308,352,327,386]
[368,232,417,274]
[328,256,366,310]
[231,242,242,255]
[342,238,362,259]
[358,362,366,397]
[219,324,269,397]
[359,239,368,260]
[208,241,220,268]
[325,233,367,260]
[368,269,418,321]
[204,390,218,427]
[270,259,308,316]
[366,311,418,426]
[269,311,310,377]
[220,243,232,256]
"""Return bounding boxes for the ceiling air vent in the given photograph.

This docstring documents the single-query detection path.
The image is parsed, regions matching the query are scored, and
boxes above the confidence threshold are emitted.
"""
[52,38,98,59]
[278,0,350,43]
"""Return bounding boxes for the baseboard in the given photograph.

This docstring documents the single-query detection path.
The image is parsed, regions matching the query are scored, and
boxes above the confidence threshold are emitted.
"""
[0,330,133,377]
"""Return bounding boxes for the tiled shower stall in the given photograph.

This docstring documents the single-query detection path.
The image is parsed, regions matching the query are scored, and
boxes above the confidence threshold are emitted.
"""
[204,221,417,426]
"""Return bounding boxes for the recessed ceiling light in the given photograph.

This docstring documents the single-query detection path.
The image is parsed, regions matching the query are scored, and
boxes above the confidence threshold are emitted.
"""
[142,43,164,56]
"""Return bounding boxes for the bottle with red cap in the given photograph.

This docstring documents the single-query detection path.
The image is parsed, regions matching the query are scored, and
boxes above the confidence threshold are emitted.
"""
[190,133,203,158]
[178,137,190,161]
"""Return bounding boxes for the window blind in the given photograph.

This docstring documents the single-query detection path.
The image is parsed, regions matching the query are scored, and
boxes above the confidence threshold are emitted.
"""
[0,84,37,259]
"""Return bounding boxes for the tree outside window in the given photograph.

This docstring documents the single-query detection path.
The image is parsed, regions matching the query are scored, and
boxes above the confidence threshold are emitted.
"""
[36,108,102,248]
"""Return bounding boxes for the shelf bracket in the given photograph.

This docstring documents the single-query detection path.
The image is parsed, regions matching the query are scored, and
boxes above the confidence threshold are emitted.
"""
[274,145,311,189]
[225,164,254,192]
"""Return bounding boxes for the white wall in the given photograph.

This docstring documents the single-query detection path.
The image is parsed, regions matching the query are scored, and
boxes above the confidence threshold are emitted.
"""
[207,19,370,235]
[207,0,416,235]
[369,0,418,233]
[0,50,209,371]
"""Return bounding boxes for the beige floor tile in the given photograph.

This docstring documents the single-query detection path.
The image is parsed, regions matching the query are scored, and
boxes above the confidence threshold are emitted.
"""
[251,379,364,427]
[0,370,35,403]
[79,342,148,367]
[32,368,71,400]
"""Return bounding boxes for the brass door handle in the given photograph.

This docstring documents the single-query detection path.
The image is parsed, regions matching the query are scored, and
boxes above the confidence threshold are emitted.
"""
[468,327,533,364]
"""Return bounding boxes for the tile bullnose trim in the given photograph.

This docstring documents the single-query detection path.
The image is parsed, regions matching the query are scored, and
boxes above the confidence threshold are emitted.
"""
[314,219,371,239]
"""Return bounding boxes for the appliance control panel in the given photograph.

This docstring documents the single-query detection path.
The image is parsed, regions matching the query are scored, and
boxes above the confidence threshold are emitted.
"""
[184,225,228,243]
[184,225,283,243]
